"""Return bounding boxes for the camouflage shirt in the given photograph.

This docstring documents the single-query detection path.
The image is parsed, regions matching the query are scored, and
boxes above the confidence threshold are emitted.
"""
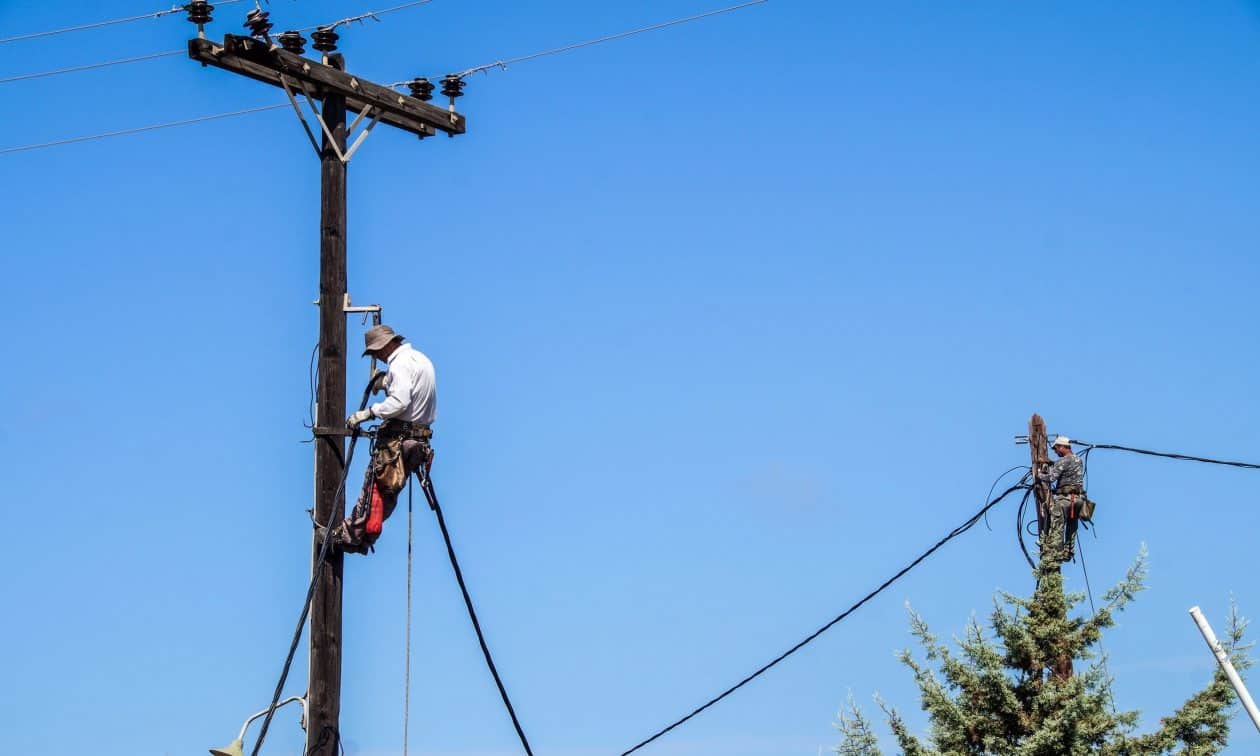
[1038,452,1083,492]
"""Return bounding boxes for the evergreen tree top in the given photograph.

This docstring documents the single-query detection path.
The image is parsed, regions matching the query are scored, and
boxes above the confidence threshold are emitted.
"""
[836,548,1252,756]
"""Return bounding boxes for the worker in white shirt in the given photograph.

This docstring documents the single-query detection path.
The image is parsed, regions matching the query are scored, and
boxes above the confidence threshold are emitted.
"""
[333,324,437,554]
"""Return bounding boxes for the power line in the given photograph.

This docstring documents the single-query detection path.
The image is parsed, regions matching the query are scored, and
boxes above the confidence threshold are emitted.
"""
[0,0,246,45]
[619,481,1030,756]
[1070,439,1260,471]
[0,104,287,155]
[313,0,435,32]
[4,0,768,155]
[0,0,435,86]
[0,49,182,85]
[451,0,768,79]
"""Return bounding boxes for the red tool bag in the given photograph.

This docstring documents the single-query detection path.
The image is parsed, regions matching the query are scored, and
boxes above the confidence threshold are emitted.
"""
[366,482,386,536]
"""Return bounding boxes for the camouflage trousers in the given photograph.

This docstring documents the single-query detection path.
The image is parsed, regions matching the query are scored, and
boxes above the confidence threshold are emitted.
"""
[337,428,432,554]
[1044,493,1081,563]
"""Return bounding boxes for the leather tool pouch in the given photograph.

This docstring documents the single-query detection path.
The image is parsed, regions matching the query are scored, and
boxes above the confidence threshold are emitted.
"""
[1079,496,1097,522]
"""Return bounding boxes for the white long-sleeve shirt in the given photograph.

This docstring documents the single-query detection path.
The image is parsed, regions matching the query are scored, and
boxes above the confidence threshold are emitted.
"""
[370,343,436,425]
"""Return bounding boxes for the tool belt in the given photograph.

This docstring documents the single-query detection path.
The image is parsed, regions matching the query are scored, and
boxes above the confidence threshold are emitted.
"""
[372,420,432,494]
[378,420,433,442]
[1055,487,1096,522]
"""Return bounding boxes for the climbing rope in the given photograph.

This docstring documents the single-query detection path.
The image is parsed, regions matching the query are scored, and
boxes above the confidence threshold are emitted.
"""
[404,479,414,756]
[1076,536,1117,713]
[418,467,536,756]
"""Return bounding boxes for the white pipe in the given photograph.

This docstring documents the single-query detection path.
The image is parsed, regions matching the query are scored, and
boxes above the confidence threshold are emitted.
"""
[1189,606,1260,734]
[238,695,308,742]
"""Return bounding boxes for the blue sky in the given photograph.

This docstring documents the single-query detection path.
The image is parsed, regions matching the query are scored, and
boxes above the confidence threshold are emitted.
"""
[2,1,1259,754]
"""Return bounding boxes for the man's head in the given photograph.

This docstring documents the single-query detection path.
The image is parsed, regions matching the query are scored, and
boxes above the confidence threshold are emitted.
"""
[1051,435,1073,457]
[362,324,404,360]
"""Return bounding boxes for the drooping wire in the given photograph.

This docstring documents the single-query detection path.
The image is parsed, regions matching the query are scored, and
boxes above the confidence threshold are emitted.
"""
[1016,485,1038,570]
[0,0,246,45]
[248,376,379,756]
[1070,439,1260,471]
[619,480,1031,756]
[418,465,536,755]
[0,103,288,155]
[983,465,1030,530]
[306,341,320,430]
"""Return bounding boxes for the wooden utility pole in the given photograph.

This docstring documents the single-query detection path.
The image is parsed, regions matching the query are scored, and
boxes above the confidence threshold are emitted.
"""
[188,15,465,754]
[1029,413,1073,679]
[1028,413,1051,561]
[310,57,348,752]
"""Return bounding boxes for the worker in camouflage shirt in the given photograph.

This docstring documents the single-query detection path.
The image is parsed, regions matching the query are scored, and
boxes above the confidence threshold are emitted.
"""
[1036,435,1084,563]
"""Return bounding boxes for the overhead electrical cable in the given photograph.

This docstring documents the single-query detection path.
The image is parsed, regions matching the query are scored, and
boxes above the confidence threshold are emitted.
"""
[4,0,769,155]
[0,104,288,155]
[305,0,434,32]
[0,0,245,45]
[618,481,1030,755]
[0,0,434,86]
[0,49,182,85]
[1070,439,1260,471]
[448,0,768,79]
[420,471,537,755]
[249,376,381,756]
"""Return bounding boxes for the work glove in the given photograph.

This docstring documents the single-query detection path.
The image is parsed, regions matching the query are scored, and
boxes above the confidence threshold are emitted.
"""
[369,370,388,395]
[347,408,374,430]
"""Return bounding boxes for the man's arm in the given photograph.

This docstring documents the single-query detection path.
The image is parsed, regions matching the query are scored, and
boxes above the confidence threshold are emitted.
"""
[369,364,413,420]
[1037,457,1066,484]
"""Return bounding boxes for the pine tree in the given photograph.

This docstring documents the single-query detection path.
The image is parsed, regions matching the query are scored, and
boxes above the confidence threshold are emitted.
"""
[835,547,1252,755]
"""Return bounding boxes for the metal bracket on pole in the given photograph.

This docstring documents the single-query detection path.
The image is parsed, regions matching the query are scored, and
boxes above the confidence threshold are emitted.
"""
[279,74,380,164]
[1189,606,1260,734]
[314,294,384,379]
[279,73,323,157]
[342,106,381,162]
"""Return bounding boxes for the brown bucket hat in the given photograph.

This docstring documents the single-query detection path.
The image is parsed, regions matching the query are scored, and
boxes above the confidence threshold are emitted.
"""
[362,324,403,356]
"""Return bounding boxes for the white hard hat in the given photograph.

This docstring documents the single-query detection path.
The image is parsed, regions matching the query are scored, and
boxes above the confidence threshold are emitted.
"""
[1052,435,1072,448]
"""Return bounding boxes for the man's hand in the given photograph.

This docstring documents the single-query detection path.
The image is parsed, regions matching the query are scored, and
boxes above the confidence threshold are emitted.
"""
[347,408,374,429]
[369,370,388,394]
